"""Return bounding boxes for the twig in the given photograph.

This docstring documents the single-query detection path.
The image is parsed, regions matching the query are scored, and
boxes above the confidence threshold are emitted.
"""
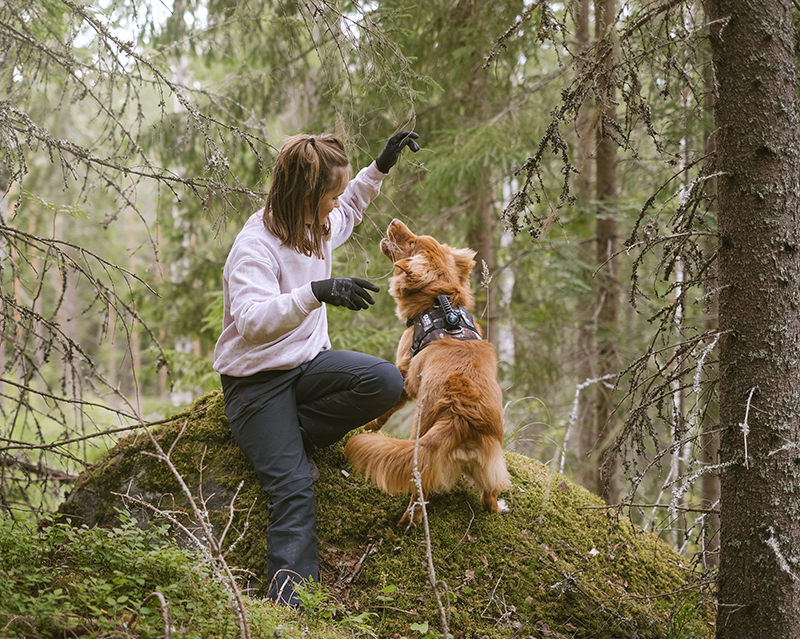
[577,502,719,514]
[0,376,139,426]
[219,480,247,550]
[142,421,251,639]
[103,381,251,639]
[560,374,618,474]
[621,0,686,39]
[739,387,756,470]
[766,526,800,582]
[480,564,507,618]
[410,402,450,639]
[345,542,374,584]
[142,591,172,639]
[0,453,79,481]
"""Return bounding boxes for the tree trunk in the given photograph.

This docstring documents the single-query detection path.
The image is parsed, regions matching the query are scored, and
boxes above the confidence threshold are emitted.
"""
[706,1,800,636]
[594,0,620,504]
[700,58,720,569]
[573,0,593,202]
[570,0,602,494]
[467,181,497,344]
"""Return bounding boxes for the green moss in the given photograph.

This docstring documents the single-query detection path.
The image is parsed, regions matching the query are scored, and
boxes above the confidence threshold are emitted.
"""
[59,390,715,639]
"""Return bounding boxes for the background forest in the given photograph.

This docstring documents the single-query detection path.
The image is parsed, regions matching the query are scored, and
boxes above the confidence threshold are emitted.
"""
[2,0,799,637]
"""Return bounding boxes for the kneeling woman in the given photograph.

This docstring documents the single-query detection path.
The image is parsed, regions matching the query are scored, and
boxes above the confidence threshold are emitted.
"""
[214,130,419,606]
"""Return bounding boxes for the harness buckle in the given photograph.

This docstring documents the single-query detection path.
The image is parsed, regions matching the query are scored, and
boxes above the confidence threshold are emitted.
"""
[436,295,463,333]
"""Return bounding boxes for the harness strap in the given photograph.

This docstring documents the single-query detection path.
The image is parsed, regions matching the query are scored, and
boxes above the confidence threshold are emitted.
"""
[408,296,482,356]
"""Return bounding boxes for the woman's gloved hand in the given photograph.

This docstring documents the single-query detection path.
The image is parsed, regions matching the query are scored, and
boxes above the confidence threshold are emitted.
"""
[311,277,379,311]
[375,131,420,174]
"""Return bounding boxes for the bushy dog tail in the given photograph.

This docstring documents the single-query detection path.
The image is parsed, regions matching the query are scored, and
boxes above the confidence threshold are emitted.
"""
[344,417,467,496]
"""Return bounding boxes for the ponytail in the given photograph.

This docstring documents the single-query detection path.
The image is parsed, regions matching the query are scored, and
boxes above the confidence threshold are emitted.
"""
[264,133,351,258]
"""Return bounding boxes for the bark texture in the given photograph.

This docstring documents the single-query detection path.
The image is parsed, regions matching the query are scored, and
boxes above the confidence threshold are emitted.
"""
[707,1,800,636]
[700,60,720,569]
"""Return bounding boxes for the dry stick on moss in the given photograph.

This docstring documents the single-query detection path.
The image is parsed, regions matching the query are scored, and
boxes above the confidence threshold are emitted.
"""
[139,420,251,639]
[480,565,508,621]
[408,401,451,639]
[99,385,252,639]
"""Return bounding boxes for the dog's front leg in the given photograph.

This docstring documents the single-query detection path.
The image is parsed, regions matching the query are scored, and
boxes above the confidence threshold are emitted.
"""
[362,328,414,431]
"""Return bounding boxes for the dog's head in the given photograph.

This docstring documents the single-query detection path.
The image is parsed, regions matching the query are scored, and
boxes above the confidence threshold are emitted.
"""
[380,219,476,320]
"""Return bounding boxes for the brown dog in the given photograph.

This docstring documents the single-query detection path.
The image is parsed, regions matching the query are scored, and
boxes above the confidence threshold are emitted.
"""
[344,219,510,528]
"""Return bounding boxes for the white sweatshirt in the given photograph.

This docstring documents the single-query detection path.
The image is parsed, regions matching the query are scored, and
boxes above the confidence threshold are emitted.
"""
[213,162,386,377]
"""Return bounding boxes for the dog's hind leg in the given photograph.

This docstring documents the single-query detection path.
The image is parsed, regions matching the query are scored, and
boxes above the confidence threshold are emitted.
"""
[481,491,502,514]
[469,447,511,515]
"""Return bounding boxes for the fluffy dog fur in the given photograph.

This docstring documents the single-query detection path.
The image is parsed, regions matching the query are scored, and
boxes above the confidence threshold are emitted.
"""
[344,219,510,528]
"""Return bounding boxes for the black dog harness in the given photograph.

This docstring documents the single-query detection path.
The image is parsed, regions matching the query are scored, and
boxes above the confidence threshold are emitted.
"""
[407,295,482,356]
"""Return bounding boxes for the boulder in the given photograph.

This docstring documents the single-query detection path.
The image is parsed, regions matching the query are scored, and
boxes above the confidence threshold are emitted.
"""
[59,390,713,638]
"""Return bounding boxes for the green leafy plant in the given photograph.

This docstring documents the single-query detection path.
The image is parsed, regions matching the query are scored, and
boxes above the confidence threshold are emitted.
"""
[294,578,379,636]
[0,512,243,638]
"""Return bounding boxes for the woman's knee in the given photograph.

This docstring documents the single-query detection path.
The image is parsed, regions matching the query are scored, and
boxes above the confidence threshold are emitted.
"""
[366,360,404,409]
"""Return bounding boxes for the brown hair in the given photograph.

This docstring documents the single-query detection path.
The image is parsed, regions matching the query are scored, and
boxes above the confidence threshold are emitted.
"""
[263,133,351,258]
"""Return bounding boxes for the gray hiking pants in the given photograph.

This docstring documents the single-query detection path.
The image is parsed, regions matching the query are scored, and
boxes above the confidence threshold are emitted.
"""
[220,349,403,605]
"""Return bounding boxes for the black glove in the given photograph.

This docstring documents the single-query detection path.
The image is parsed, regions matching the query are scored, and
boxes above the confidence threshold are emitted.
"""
[311,277,379,311]
[375,131,420,174]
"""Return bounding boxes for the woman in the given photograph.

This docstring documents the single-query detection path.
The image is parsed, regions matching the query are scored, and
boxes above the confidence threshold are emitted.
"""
[214,130,419,606]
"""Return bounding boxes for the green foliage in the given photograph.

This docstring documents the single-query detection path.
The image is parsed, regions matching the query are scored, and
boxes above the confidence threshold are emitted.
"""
[0,508,367,639]
[293,579,379,636]
[0,512,239,637]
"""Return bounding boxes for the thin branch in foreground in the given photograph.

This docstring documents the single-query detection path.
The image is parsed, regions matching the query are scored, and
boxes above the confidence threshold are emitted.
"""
[0,453,79,482]
[577,503,719,515]
[408,401,450,639]
[102,381,251,639]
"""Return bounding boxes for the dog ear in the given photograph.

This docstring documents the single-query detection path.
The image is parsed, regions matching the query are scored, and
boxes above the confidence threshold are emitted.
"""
[451,247,477,281]
[393,254,432,294]
[392,259,418,293]
[393,259,411,277]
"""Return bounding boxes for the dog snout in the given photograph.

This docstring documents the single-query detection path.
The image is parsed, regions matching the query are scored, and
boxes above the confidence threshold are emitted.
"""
[386,218,401,239]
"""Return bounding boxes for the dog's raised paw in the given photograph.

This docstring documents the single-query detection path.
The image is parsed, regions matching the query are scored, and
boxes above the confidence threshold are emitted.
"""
[363,419,382,431]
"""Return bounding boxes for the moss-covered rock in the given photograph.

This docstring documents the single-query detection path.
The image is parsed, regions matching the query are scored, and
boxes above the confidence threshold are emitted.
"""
[59,390,714,638]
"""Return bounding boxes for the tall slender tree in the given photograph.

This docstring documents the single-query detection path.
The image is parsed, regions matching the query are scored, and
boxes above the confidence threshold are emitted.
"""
[594,0,621,504]
[571,0,601,494]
